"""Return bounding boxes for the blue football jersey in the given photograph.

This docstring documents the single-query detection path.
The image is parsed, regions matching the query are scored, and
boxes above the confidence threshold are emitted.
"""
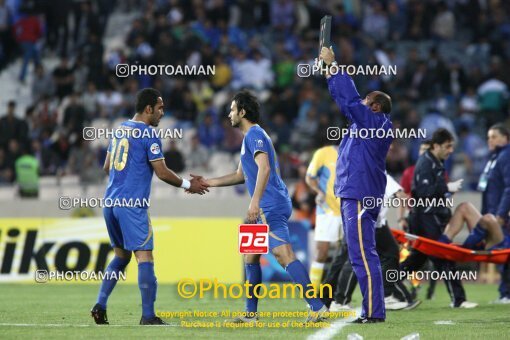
[104,120,164,206]
[240,125,290,208]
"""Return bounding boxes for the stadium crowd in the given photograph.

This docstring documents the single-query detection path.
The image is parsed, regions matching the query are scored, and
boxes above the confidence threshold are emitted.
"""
[0,0,509,199]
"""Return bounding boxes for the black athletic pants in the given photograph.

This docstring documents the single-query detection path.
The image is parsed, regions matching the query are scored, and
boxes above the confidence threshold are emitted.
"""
[400,212,467,306]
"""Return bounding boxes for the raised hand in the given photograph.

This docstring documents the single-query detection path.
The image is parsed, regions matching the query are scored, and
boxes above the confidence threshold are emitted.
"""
[319,46,335,66]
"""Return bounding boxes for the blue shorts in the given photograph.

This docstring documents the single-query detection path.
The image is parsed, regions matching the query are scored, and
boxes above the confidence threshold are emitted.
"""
[103,207,153,251]
[259,202,292,251]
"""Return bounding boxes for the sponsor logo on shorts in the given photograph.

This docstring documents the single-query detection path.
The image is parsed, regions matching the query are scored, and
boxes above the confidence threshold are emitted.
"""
[239,224,269,254]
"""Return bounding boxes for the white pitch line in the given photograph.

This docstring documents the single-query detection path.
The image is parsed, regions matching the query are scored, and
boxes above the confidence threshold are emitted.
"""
[0,323,179,328]
[307,308,361,340]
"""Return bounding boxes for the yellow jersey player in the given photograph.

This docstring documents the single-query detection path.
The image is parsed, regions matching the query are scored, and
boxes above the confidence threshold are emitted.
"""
[305,141,342,289]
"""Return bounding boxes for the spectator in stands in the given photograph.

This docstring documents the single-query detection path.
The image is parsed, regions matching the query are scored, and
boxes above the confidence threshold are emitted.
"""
[187,134,210,171]
[292,107,319,151]
[457,123,488,190]
[431,1,455,40]
[0,148,13,183]
[291,164,315,226]
[270,0,295,33]
[51,133,71,170]
[45,0,71,55]
[31,64,54,103]
[164,141,185,173]
[0,0,11,68]
[31,139,57,176]
[211,55,232,89]
[82,82,99,118]
[197,114,224,150]
[15,145,39,197]
[15,10,43,83]
[97,87,123,119]
[67,138,104,188]
[53,57,75,100]
[0,101,28,152]
[387,0,406,41]
[477,70,509,128]
[362,1,389,43]
[221,118,243,154]
[6,138,21,174]
[269,113,291,151]
[63,93,87,136]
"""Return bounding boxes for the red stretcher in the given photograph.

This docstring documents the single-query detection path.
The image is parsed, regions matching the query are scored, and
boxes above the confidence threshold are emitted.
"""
[391,229,510,264]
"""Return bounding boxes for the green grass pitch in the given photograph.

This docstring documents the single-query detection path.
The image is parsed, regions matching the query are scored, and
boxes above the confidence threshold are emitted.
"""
[0,283,509,339]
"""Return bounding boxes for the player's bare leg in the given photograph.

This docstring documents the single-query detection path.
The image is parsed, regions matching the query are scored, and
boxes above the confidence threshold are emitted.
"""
[315,242,330,263]
[444,202,481,240]
[91,247,132,325]
[134,250,153,263]
[134,250,166,325]
[481,214,505,249]
[442,202,504,249]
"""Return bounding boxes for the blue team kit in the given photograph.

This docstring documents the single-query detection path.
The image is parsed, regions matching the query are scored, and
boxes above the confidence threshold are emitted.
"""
[240,125,293,250]
[104,120,164,251]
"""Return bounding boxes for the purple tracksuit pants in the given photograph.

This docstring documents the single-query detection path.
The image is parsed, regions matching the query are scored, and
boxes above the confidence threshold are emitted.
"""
[341,198,386,319]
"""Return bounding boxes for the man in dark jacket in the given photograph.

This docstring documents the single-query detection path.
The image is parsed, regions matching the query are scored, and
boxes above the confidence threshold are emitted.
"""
[321,46,393,323]
[440,123,510,303]
[400,128,477,308]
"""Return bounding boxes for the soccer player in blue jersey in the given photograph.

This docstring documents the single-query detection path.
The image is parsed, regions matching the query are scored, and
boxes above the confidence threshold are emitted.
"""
[192,90,328,323]
[90,88,208,325]
[320,47,393,323]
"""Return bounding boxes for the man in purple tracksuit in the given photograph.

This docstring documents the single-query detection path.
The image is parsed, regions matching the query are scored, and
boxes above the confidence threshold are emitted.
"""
[320,47,393,323]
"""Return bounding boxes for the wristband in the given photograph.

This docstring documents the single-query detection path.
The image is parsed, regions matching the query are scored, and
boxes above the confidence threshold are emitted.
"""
[180,178,191,189]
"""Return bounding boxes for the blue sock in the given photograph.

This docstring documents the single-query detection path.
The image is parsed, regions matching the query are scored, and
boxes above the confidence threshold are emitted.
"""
[286,260,324,311]
[96,256,130,309]
[462,224,488,249]
[138,262,157,319]
[245,264,262,313]
[438,234,452,244]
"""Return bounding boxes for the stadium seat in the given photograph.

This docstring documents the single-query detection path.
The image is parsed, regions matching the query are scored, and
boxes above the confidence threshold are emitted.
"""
[391,228,510,264]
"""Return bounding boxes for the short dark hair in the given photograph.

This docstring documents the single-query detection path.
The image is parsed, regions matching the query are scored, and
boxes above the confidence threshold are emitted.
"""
[421,139,432,147]
[372,91,392,113]
[135,88,161,113]
[430,128,454,146]
[232,90,260,123]
[489,123,510,141]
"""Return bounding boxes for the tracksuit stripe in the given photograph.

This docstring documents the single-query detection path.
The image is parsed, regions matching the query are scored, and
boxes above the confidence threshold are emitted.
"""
[357,201,373,317]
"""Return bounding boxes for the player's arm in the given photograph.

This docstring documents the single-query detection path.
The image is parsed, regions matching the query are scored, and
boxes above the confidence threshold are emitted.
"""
[103,152,110,175]
[247,152,270,222]
[320,47,375,127]
[305,175,321,194]
[205,161,245,187]
[305,149,325,202]
[151,159,209,194]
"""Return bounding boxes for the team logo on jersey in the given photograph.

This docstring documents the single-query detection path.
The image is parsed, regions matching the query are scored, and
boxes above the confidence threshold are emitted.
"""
[150,143,160,155]
[256,139,264,148]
